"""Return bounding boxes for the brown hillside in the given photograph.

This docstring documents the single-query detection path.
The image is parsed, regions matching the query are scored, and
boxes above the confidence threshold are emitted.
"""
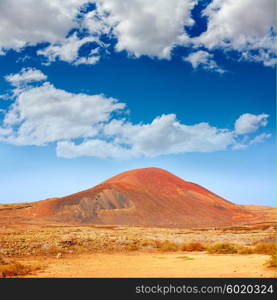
[0,167,274,227]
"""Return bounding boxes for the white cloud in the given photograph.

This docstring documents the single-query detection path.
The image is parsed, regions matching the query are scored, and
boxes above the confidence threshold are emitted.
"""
[55,113,271,159]
[94,0,196,59]
[234,113,269,135]
[0,0,88,51]
[0,127,12,137]
[56,139,132,159]
[104,114,235,156]
[5,68,47,87]
[240,49,276,67]
[0,69,271,158]
[249,133,271,145]
[0,0,275,68]
[37,33,102,65]
[232,133,271,150]
[81,8,111,36]
[196,0,276,66]
[0,0,197,60]
[184,50,225,73]
[0,75,125,145]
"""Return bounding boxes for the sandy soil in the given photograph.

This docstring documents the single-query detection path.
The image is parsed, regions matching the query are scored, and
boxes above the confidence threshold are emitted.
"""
[22,252,276,278]
[1,224,275,257]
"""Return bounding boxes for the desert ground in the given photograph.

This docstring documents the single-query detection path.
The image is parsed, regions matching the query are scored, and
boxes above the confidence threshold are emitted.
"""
[21,253,274,278]
[0,223,276,278]
[0,169,276,278]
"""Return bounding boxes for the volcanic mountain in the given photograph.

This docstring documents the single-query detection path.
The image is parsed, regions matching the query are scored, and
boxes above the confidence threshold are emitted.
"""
[0,167,274,227]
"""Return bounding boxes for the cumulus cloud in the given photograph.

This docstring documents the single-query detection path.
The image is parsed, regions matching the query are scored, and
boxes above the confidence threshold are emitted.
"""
[56,139,132,159]
[249,133,272,145]
[1,70,125,145]
[0,0,197,61]
[81,8,111,36]
[184,50,225,73]
[234,113,269,135]
[196,0,276,66]
[104,114,235,156]
[0,0,88,51]
[232,133,271,150]
[5,68,47,86]
[0,127,12,137]
[56,112,271,159]
[0,0,275,68]
[37,33,102,65]
[0,69,271,158]
[94,0,196,59]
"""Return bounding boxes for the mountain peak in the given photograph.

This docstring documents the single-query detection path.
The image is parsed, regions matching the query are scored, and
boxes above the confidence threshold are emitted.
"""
[0,167,258,227]
[104,167,186,187]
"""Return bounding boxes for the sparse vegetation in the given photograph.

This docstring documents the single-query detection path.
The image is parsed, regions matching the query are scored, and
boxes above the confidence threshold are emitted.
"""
[0,224,275,277]
[153,240,163,249]
[140,239,157,248]
[125,243,139,251]
[207,243,237,254]
[70,245,89,253]
[180,242,206,252]
[46,245,64,255]
[0,256,42,278]
[140,239,164,249]
[237,247,254,255]
[253,242,276,255]
[251,242,277,268]
[0,224,275,258]
[158,241,178,252]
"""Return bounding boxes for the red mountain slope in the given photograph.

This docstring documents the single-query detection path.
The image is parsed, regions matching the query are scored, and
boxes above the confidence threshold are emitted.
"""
[0,167,264,227]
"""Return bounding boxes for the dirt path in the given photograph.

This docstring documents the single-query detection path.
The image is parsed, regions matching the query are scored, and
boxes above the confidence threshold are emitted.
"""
[22,252,276,278]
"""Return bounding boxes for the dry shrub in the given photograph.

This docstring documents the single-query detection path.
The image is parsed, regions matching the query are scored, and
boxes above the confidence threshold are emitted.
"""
[154,240,163,248]
[140,239,155,247]
[70,245,89,254]
[148,240,163,249]
[181,242,206,252]
[207,243,237,254]
[141,239,169,249]
[253,242,276,255]
[159,241,178,252]
[125,244,139,251]
[237,247,254,255]
[0,256,6,265]
[0,256,42,278]
[254,242,277,268]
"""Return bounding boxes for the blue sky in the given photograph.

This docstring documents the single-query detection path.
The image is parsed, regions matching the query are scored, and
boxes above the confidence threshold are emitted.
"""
[0,0,275,206]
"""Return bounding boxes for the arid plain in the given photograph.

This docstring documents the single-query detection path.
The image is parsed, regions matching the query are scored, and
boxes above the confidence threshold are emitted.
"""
[0,223,276,278]
[0,168,276,278]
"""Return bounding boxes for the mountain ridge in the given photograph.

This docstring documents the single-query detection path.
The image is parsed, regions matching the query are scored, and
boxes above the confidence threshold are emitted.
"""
[0,167,275,227]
